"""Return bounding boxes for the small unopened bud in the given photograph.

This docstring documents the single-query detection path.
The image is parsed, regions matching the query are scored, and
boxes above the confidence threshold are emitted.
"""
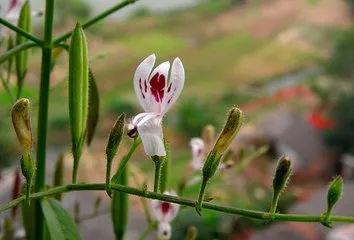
[185,226,198,240]
[196,107,243,215]
[11,98,35,205]
[323,176,343,226]
[11,98,32,154]
[214,107,243,156]
[106,113,125,197]
[269,156,292,214]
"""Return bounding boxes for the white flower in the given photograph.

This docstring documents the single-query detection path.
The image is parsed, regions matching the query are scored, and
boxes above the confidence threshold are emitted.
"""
[132,54,185,156]
[190,137,205,171]
[150,191,180,240]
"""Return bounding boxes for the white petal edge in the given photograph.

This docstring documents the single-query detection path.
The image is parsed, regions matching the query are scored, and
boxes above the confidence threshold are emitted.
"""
[133,54,156,112]
[162,57,185,114]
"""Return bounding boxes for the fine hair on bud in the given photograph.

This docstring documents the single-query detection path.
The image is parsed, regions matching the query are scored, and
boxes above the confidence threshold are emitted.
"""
[273,156,292,194]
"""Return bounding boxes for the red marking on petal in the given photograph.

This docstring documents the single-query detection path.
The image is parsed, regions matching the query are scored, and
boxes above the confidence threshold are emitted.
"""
[139,78,145,99]
[167,83,172,93]
[150,73,165,102]
[161,202,171,215]
[197,148,203,157]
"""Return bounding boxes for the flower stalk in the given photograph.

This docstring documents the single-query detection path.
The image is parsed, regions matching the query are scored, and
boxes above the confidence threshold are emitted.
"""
[152,155,164,193]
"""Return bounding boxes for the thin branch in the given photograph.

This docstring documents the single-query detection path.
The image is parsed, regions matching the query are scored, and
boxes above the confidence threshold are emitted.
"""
[0,42,38,65]
[0,183,354,224]
[53,0,139,44]
[0,17,43,46]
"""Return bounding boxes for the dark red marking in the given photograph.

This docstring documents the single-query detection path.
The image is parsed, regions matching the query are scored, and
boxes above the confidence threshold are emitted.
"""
[139,79,145,99]
[150,73,165,102]
[161,202,171,215]
[167,83,172,93]
[144,80,148,92]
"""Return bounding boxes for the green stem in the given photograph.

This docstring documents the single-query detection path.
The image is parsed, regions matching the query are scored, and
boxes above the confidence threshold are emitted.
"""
[152,156,163,193]
[34,0,55,239]
[196,179,207,215]
[0,17,43,45]
[269,194,280,216]
[1,183,354,224]
[0,42,38,65]
[111,138,141,183]
[53,0,139,44]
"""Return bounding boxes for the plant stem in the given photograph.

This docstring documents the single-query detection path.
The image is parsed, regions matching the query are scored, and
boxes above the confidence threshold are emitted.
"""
[53,0,139,44]
[1,183,354,224]
[34,0,55,239]
[0,42,38,65]
[152,156,163,193]
[0,17,43,45]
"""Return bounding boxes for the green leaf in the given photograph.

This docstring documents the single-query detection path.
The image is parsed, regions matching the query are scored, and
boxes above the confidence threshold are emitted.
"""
[111,166,128,240]
[15,0,32,98]
[69,22,89,183]
[41,198,81,240]
[86,69,100,146]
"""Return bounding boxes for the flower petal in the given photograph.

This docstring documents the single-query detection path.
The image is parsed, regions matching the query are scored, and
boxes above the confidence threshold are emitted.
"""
[162,57,185,114]
[148,61,170,113]
[157,222,171,240]
[137,114,165,156]
[150,191,179,223]
[133,54,156,112]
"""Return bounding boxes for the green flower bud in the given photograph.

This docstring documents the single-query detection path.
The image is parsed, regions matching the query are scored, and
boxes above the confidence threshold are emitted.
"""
[105,113,125,196]
[323,176,343,226]
[11,98,35,205]
[11,98,32,154]
[196,107,243,215]
[269,156,292,214]
[69,22,89,183]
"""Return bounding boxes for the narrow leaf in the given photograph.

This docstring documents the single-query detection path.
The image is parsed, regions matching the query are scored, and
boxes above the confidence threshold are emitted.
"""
[41,198,81,240]
[111,166,128,240]
[69,23,89,183]
[53,154,64,200]
[15,1,32,98]
[86,69,100,146]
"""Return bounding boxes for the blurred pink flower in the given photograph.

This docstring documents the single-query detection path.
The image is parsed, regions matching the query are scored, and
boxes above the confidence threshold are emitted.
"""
[190,137,205,171]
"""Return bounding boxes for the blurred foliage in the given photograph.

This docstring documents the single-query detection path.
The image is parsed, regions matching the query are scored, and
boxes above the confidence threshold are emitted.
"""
[327,27,354,79]
[105,97,136,115]
[176,98,218,137]
[55,0,91,24]
[220,90,257,106]
[131,7,151,19]
[325,93,354,155]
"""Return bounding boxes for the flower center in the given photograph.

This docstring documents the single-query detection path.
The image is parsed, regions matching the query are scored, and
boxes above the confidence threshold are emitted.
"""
[150,73,165,102]
[161,202,171,215]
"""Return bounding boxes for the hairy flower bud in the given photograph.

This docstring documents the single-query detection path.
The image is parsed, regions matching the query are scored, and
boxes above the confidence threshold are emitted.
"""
[323,176,343,226]
[11,98,32,154]
[196,107,243,215]
[270,156,292,214]
[11,98,35,205]
[213,108,243,156]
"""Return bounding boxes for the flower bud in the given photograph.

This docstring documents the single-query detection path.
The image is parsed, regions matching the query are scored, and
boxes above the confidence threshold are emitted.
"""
[197,107,243,215]
[11,98,35,205]
[273,156,291,195]
[11,98,32,154]
[269,156,292,214]
[326,176,343,219]
[106,113,125,196]
[213,107,243,156]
